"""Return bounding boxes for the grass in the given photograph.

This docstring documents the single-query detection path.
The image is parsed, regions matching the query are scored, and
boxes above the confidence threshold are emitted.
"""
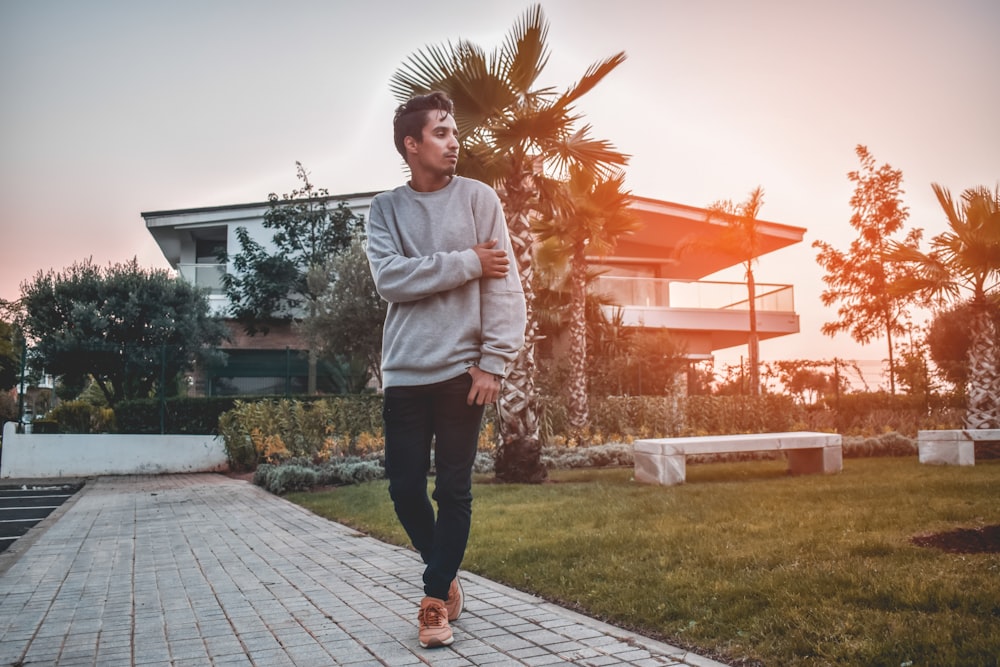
[286,458,1000,666]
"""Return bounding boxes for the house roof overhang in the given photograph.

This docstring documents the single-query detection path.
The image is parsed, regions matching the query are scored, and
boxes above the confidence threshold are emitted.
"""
[592,195,807,279]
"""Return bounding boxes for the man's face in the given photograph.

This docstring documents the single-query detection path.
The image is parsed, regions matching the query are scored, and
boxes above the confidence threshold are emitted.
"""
[409,111,459,178]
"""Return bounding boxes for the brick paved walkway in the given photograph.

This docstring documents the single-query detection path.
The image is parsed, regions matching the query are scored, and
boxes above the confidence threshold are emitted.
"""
[0,474,727,666]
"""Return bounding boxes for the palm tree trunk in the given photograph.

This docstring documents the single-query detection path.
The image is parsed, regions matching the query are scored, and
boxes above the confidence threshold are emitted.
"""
[567,246,589,431]
[747,267,760,396]
[494,176,547,483]
[965,302,1000,429]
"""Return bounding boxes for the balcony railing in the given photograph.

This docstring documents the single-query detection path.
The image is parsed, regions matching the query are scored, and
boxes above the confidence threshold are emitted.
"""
[595,276,795,312]
[177,263,226,294]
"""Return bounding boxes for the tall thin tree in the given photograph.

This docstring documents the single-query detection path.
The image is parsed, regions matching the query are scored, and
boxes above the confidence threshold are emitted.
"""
[679,186,768,395]
[814,145,922,394]
[532,166,637,428]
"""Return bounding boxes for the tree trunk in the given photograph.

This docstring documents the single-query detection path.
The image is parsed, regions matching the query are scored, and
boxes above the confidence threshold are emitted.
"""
[885,311,896,395]
[493,175,547,483]
[566,247,589,431]
[746,267,760,396]
[965,302,1000,429]
[307,349,317,395]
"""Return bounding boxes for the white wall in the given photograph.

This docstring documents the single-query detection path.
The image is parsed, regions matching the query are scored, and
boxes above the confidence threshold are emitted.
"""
[1,422,229,479]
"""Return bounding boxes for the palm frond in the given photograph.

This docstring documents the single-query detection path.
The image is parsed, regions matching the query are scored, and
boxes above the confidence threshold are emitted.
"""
[559,52,628,108]
[500,3,549,95]
[390,40,470,101]
[543,125,629,178]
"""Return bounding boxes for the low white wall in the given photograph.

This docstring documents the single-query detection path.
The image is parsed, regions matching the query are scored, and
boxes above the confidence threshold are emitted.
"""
[1,422,229,479]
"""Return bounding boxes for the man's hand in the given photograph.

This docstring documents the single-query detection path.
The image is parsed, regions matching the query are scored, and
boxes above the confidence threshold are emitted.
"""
[467,365,502,406]
[473,239,509,279]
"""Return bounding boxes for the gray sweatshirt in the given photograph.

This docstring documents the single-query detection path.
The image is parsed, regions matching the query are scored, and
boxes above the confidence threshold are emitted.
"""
[366,176,527,388]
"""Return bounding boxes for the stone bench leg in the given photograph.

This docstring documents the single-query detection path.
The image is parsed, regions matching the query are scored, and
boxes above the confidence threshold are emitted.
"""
[919,439,975,465]
[634,451,686,486]
[786,445,843,475]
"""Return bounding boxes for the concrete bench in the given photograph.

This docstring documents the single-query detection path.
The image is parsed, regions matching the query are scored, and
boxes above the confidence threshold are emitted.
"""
[633,431,843,486]
[918,429,1000,466]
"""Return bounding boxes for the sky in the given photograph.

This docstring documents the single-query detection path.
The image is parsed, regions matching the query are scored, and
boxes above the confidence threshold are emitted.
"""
[2,0,998,382]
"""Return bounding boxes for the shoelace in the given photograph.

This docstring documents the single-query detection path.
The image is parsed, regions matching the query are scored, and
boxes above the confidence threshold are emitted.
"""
[419,603,447,627]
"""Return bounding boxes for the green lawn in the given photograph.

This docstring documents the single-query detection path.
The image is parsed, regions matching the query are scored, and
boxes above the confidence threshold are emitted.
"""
[286,457,1000,666]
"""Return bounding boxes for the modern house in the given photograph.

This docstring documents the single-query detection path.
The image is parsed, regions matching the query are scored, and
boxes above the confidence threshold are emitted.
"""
[143,192,804,395]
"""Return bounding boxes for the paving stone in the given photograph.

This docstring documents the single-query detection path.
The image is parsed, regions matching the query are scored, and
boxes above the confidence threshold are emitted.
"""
[0,474,728,667]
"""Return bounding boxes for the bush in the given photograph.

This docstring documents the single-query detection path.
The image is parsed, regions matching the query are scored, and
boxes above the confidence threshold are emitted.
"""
[115,396,242,434]
[319,457,385,486]
[810,391,964,436]
[253,455,386,494]
[682,394,802,435]
[541,443,634,470]
[44,400,115,434]
[252,463,319,495]
[218,396,384,470]
[31,419,60,434]
[842,431,917,458]
[0,393,17,426]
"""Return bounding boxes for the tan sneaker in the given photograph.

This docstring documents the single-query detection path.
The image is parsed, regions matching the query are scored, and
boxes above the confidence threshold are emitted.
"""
[418,596,453,648]
[445,576,464,621]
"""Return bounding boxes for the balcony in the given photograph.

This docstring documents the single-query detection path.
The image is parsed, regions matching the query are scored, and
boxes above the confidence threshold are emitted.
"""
[594,275,799,351]
[177,263,226,295]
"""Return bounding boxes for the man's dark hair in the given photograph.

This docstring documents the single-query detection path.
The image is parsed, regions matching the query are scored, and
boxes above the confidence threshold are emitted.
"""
[393,91,455,160]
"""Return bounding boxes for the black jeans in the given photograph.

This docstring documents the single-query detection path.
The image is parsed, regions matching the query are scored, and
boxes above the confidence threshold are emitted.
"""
[383,373,484,601]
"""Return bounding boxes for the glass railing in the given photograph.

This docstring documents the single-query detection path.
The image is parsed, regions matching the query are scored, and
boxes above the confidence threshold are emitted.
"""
[594,276,795,312]
[177,263,227,294]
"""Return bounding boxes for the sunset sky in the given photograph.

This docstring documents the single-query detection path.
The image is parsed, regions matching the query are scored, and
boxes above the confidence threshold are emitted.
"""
[2,0,998,381]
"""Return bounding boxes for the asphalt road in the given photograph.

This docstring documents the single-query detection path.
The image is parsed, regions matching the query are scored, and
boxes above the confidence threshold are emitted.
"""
[0,484,82,554]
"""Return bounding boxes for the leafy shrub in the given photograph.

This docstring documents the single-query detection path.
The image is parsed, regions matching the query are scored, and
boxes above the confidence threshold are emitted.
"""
[0,392,18,426]
[115,396,241,434]
[541,443,634,469]
[252,455,385,494]
[44,400,115,434]
[473,451,496,475]
[253,464,319,495]
[842,432,917,458]
[682,394,802,435]
[31,419,60,434]
[219,396,384,470]
[810,391,964,436]
[319,457,385,486]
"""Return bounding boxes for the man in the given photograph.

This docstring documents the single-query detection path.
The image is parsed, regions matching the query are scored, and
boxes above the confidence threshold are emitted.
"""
[365,91,526,648]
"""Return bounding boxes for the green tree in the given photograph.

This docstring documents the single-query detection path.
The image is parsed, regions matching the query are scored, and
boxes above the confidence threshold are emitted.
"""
[390,4,628,482]
[18,258,226,407]
[0,317,22,392]
[893,328,934,399]
[298,235,387,391]
[220,162,362,393]
[814,145,923,394]
[925,300,1000,397]
[890,184,1000,428]
[533,166,638,429]
[773,359,841,404]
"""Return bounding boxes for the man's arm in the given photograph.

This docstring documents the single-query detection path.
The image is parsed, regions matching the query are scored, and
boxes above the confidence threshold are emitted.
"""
[468,193,527,404]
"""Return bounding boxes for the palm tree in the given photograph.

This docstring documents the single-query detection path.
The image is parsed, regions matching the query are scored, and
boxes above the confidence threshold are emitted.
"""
[532,166,637,430]
[390,4,628,482]
[680,187,767,395]
[890,184,1000,429]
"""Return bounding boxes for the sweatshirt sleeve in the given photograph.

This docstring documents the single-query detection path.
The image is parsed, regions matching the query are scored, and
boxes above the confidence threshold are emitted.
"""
[366,196,482,303]
[476,193,527,377]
